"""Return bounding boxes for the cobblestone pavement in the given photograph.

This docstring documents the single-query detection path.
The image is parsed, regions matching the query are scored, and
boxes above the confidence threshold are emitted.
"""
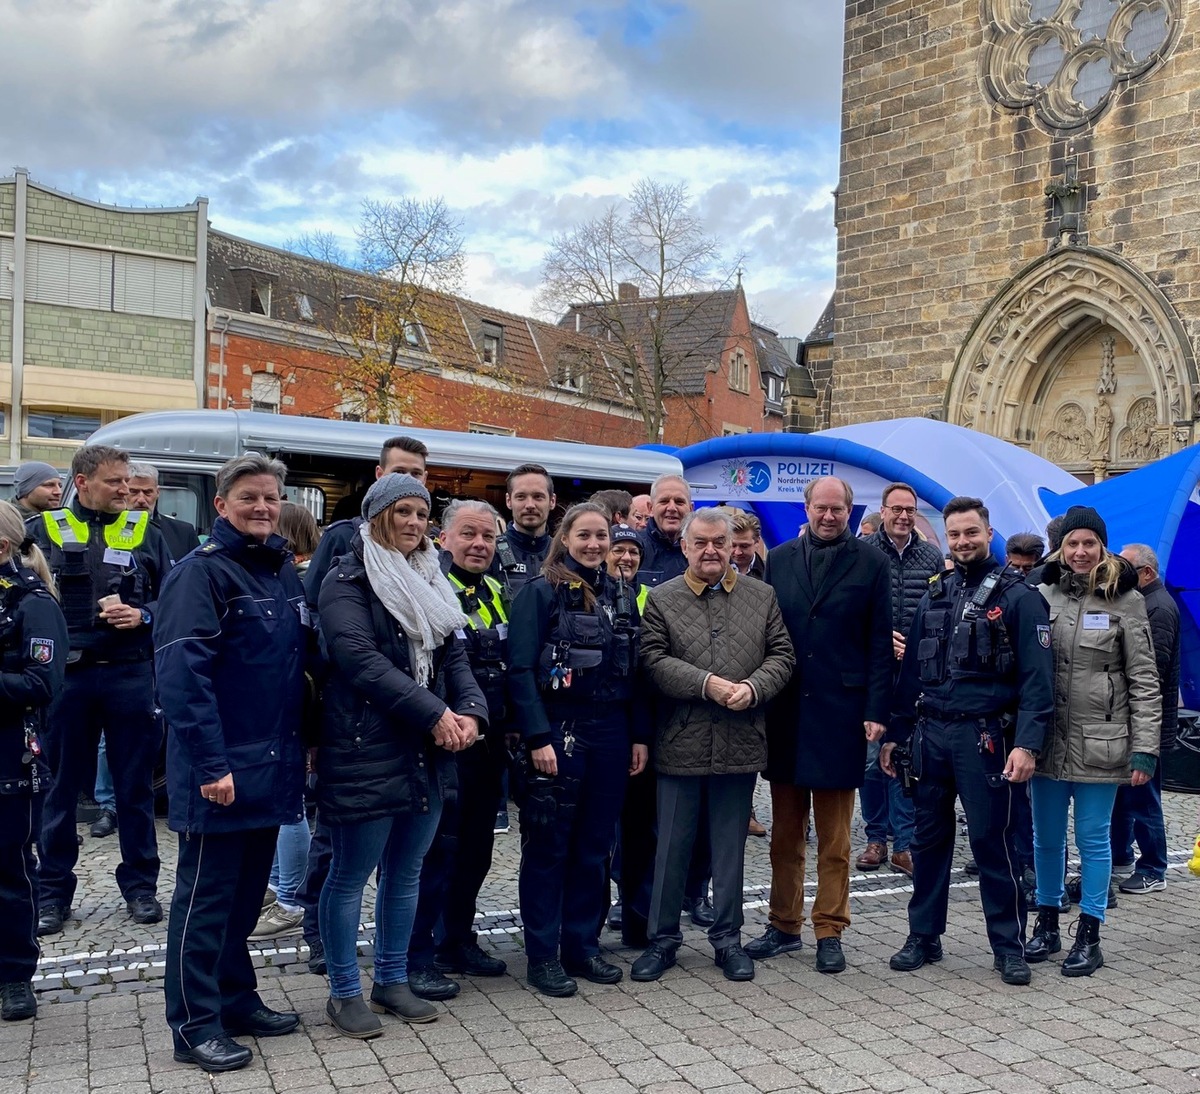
[4,784,1199,1094]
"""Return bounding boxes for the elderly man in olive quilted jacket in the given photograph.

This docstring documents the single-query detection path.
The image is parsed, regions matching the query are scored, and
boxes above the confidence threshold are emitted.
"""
[629,508,795,984]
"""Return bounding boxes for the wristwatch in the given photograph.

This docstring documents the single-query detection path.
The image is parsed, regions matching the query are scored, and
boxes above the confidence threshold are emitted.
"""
[140,608,153,626]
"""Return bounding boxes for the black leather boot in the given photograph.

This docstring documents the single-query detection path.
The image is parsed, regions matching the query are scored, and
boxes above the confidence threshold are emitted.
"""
[1024,907,1061,964]
[1061,913,1103,977]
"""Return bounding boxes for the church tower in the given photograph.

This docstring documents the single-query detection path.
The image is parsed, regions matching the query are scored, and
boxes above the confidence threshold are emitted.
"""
[831,1,1196,479]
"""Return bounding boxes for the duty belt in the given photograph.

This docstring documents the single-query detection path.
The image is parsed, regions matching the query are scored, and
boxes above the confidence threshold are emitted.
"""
[916,699,1009,723]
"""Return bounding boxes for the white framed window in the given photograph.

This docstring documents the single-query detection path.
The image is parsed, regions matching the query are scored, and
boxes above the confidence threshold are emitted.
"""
[722,422,751,436]
[250,283,271,316]
[481,321,503,366]
[295,293,314,321]
[728,351,750,394]
[467,422,515,436]
[250,372,282,413]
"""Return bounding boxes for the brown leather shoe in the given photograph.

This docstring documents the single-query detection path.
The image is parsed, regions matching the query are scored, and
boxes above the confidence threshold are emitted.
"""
[747,814,767,838]
[890,851,914,876]
[856,842,888,870]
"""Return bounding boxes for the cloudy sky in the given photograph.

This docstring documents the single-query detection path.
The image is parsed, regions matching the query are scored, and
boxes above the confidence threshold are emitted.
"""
[1,0,844,338]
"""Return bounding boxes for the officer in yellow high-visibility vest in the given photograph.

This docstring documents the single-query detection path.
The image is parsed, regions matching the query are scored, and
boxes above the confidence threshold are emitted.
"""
[406,499,512,1000]
[24,444,174,936]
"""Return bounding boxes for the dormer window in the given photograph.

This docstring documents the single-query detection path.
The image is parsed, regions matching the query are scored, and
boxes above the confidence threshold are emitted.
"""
[481,321,503,365]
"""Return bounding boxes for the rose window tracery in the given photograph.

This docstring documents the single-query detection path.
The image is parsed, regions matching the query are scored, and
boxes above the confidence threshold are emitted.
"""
[982,0,1179,129]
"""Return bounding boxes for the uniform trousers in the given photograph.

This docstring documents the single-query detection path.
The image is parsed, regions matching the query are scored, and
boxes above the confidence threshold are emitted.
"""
[519,726,628,964]
[165,826,278,1050]
[767,784,855,939]
[39,661,161,909]
[410,738,510,968]
[907,716,1026,957]
[647,772,755,952]
[0,793,42,983]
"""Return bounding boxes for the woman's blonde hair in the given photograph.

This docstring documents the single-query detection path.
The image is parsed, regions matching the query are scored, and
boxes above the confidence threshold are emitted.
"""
[367,501,432,555]
[0,501,57,598]
[1049,543,1125,599]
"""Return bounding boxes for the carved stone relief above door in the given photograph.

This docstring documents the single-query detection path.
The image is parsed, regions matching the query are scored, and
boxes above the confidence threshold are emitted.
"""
[945,249,1197,478]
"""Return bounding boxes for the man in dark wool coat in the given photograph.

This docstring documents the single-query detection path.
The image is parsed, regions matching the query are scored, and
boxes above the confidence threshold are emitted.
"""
[746,475,893,974]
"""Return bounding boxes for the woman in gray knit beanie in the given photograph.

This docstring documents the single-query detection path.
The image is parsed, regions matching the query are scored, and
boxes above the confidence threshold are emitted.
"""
[315,473,488,1038]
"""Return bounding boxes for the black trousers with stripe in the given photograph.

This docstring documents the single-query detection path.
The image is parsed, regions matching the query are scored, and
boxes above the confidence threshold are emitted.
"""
[0,792,41,983]
[906,716,1028,958]
[165,826,278,1050]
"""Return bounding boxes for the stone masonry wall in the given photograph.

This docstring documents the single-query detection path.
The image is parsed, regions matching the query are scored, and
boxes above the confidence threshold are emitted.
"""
[831,2,1200,425]
[24,303,193,377]
[24,186,197,257]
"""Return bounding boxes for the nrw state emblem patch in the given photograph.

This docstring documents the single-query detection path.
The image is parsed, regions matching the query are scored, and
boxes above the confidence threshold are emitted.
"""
[1036,625,1051,649]
[30,638,55,664]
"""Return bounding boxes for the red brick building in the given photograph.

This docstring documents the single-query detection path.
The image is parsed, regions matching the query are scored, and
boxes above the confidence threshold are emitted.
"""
[562,282,787,448]
[205,231,648,446]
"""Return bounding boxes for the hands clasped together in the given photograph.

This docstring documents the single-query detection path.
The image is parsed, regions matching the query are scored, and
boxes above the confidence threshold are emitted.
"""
[704,674,754,712]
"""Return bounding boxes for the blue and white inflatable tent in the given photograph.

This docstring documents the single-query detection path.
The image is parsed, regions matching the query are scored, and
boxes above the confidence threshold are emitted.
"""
[667,417,1200,707]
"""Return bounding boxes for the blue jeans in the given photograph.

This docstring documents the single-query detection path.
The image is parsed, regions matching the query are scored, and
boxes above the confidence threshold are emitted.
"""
[1110,764,1167,880]
[269,818,313,909]
[319,805,442,999]
[1030,778,1119,921]
[861,739,914,852]
[94,732,116,813]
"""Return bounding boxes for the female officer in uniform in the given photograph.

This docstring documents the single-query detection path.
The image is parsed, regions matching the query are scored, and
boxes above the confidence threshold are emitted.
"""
[0,501,67,1022]
[509,503,648,997]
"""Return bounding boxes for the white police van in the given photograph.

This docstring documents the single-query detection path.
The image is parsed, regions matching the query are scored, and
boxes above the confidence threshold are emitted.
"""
[85,410,682,534]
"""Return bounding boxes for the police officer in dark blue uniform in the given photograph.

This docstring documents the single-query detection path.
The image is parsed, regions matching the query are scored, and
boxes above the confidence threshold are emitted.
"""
[0,503,67,1022]
[406,498,512,1000]
[155,454,312,1073]
[509,502,648,997]
[490,463,556,598]
[26,444,174,936]
[883,497,1053,986]
[489,463,556,835]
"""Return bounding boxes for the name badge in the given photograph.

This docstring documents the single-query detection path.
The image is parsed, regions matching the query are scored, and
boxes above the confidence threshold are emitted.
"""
[454,628,468,640]
[103,547,132,567]
[1082,612,1110,630]
[298,603,313,628]
[496,622,509,640]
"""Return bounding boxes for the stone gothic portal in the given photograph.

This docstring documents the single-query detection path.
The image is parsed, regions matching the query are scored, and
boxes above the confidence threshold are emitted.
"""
[945,248,1197,481]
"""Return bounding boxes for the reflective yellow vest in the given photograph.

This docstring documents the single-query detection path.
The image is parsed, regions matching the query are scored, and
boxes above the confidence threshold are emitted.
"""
[447,571,508,632]
[42,509,150,551]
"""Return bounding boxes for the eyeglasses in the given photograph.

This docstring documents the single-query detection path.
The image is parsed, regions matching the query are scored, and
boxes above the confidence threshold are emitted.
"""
[609,545,640,556]
[886,505,917,517]
[809,505,847,517]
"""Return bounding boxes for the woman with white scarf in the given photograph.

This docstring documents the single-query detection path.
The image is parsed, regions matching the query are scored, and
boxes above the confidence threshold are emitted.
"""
[316,475,487,1040]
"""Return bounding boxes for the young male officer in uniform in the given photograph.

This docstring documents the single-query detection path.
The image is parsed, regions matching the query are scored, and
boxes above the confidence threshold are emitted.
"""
[883,496,1053,986]
[491,463,556,596]
[28,444,173,935]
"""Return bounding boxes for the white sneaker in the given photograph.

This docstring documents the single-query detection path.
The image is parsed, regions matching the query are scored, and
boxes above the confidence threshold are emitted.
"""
[250,901,304,939]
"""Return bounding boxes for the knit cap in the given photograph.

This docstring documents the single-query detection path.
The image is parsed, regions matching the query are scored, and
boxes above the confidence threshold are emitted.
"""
[361,473,431,521]
[1058,505,1107,548]
[13,462,60,500]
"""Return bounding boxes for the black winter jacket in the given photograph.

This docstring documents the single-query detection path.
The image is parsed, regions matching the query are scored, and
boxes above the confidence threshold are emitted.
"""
[636,519,687,589]
[864,529,945,639]
[1141,577,1181,750]
[316,536,488,825]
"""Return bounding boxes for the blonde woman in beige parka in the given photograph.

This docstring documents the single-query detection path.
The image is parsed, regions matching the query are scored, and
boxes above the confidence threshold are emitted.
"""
[1026,506,1160,979]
